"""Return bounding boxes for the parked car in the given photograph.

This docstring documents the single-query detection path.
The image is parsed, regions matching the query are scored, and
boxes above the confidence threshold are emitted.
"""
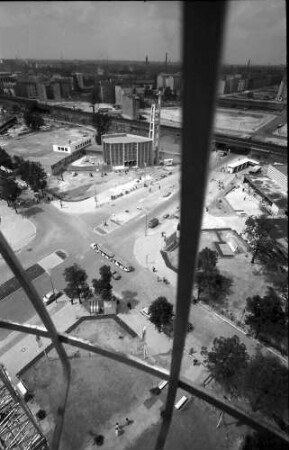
[163,213,169,219]
[43,290,61,305]
[112,270,121,280]
[90,242,98,251]
[140,307,150,319]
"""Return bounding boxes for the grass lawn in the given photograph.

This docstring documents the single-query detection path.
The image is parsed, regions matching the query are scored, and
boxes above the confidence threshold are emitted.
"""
[22,318,247,450]
[22,319,158,450]
[166,230,219,271]
[165,231,273,323]
[129,391,247,450]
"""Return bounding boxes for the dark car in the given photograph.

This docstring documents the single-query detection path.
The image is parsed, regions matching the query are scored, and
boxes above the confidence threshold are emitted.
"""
[112,270,121,280]
[148,218,159,228]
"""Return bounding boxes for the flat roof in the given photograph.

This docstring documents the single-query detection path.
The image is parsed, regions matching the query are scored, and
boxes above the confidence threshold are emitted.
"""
[228,158,259,168]
[244,173,288,209]
[269,164,287,177]
[102,133,152,144]
[26,150,69,168]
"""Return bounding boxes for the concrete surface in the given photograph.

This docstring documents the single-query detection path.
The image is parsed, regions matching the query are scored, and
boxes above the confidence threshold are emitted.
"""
[0,201,36,254]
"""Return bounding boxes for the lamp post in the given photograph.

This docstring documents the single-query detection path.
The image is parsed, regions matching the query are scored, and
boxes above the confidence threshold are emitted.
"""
[46,269,56,301]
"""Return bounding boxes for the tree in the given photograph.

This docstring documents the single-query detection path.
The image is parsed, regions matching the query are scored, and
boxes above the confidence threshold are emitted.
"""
[201,335,249,393]
[92,265,112,301]
[63,264,89,304]
[242,350,288,418]
[241,431,288,450]
[99,265,112,285]
[148,297,174,332]
[92,112,111,145]
[18,160,47,192]
[0,147,13,169]
[196,269,231,303]
[198,247,218,272]
[244,216,276,265]
[245,289,287,341]
[0,174,21,210]
[24,108,44,131]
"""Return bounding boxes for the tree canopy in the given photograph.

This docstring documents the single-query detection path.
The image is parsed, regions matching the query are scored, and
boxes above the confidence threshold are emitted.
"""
[18,160,47,192]
[244,215,279,267]
[197,269,232,303]
[201,335,249,392]
[148,297,174,332]
[23,108,45,131]
[92,265,112,301]
[241,431,288,450]
[241,350,288,418]
[198,247,218,272]
[0,174,21,209]
[245,288,287,341]
[92,112,111,145]
[0,147,13,169]
[90,86,101,113]
[63,264,89,303]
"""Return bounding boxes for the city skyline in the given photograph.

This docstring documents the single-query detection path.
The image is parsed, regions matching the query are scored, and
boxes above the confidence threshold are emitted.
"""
[0,1,286,65]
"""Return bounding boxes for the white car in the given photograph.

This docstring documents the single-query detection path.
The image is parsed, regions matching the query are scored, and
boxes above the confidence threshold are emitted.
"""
[43,290,61,305]
[140,307,150,319]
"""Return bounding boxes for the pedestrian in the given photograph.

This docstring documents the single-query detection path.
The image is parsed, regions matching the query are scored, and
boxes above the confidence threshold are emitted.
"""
[115,423,120,436]
[127,302,132,310]
[125,418,130,426]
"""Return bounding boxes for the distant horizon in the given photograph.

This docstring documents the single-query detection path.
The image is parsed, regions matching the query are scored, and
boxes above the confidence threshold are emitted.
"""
[0,57,286,67]
[0,1,286,65]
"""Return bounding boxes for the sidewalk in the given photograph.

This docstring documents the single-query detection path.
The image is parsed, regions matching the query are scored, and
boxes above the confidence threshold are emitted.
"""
[0,299,84,382]
[134,219,179,287]
[0,201,36,254]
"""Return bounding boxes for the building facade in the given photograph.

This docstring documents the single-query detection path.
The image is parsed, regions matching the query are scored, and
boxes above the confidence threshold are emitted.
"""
[122,94,140,120]
[52,136,93,154]
[102,133,153,168]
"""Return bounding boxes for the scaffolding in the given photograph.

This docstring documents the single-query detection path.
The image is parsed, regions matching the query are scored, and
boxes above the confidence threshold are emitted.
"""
[0,365,47,450]
[148,90,162,165]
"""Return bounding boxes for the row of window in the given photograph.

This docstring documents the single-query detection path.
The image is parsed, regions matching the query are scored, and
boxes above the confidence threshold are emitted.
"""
[75,139,91,150]
[57,146,69,152]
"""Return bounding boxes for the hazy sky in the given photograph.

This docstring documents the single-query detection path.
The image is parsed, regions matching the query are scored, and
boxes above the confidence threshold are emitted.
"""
[0,1,286,64]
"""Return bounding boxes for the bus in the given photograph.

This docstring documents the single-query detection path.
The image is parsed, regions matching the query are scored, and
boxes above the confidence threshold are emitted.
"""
[90,242,133,271]
[97,244,115,260]
[112,256,134,272]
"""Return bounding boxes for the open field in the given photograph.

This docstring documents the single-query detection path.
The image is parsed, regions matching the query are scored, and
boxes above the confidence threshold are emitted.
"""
[142,106,277,134]
[2,125,91,158]
[22,318,240,450]
[22,318,157,450]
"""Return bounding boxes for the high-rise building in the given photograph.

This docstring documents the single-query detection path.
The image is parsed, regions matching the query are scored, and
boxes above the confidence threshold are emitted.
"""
[122,94,140,120]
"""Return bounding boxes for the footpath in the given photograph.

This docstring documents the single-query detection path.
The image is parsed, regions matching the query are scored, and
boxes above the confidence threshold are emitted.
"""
[0,299,83,382]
